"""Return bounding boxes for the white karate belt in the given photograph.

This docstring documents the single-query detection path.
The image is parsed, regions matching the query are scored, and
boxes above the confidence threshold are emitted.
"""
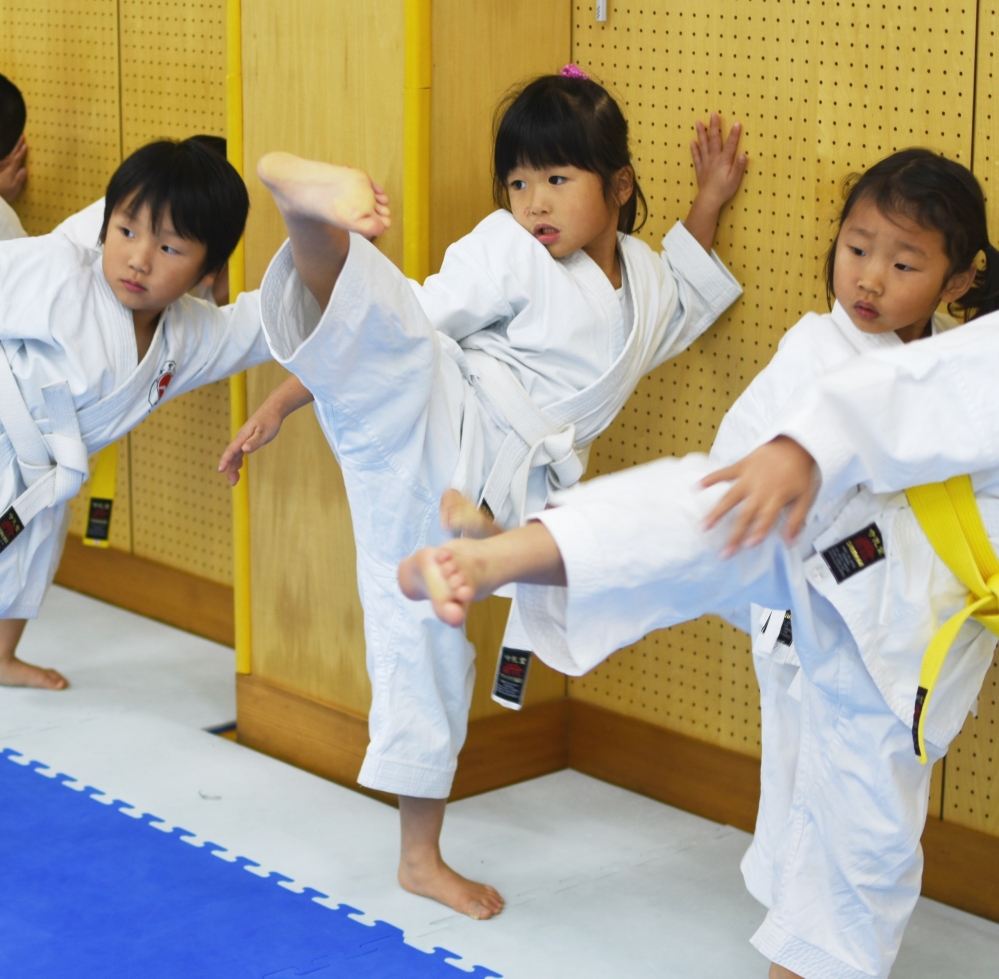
[0,349,89,550]
[466,350,592,530]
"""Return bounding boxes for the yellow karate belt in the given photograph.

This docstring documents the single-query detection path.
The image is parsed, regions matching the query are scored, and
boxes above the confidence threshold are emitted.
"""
[906,475,999,763]
[82,443,117,548]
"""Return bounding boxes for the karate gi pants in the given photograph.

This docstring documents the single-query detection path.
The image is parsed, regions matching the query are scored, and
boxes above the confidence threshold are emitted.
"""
[521,455,950,979]
[261,237,491,800]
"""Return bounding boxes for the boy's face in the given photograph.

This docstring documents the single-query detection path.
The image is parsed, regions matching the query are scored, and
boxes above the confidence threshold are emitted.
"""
[506,164,628,258]
[833,198,974,343]
[101,197,215,314]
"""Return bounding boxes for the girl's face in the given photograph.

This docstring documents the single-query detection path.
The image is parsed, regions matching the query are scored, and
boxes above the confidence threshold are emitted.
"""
[833,197,976,342]
[505,164,631,258]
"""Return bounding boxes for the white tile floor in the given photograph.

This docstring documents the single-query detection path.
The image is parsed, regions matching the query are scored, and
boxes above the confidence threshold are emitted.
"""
[3,585,998,977]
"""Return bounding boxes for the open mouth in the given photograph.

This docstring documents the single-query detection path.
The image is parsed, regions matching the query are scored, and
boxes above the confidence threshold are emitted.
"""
[533,224,561,245]
[853,301,878,320]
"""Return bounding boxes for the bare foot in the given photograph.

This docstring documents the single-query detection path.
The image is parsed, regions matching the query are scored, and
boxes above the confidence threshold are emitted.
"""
[398,539,491,627]
[257,152,391,238]
[399,854,505,920]
[0,656,68,690]
[440,489,502,539]
[769,964,804,979]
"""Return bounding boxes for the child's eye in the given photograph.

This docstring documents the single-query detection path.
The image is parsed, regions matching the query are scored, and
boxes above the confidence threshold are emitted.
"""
[509,179,527,191]
[160,244,180,255]
[548,175,567,185]
[849,246,865,257]
[894,263,915,272]
[119,226,134,239]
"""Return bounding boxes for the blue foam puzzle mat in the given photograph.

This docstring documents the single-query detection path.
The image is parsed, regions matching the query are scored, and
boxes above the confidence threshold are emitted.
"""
[0,748,502,978]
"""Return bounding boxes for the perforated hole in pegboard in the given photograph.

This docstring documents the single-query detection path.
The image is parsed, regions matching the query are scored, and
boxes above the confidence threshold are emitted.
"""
[0,1,122,234]
[570,1,976,754]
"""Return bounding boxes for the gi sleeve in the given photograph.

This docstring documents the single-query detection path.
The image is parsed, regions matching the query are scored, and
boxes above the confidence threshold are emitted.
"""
[160,288,271,400]
[769,313,999,502]
[650,221,743,368]
[516,454,798,675]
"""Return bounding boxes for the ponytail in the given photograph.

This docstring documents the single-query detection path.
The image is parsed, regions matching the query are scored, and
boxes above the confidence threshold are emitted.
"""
[955,241,999,320]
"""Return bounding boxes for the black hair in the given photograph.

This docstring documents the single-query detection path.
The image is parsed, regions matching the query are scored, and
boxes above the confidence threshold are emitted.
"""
[100,138,248,276]
[825,148,999,320]
[0,73,26,161]
[493,73,647,234]
[190,134,227,159]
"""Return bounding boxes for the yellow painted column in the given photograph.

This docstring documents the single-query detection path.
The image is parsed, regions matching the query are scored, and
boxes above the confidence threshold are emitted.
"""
[404,0,432,281]
[227,0,252,674]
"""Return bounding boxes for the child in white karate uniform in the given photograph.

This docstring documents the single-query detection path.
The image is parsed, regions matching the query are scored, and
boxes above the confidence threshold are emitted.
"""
[0,74,28,240]
[219,68,746,918]
[0,138,271,690]
[400,150,999,977]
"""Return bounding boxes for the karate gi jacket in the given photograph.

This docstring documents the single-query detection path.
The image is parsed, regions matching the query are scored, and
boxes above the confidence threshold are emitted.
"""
[412,209,743,526]
[517,307,999,750]
[0,233,269,613]
[0,196,26,241]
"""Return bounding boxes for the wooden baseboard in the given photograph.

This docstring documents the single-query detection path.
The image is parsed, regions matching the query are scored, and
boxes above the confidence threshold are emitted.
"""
[568,700,761,832]
[922,814,999,922]
[55,534,234,646]
[235,676,999,923]
[235,673,568,805]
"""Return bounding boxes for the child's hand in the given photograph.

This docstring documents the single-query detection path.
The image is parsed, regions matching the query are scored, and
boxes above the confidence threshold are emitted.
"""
[218,405,284,486]
[690,114,747,208]
[0,135,28,204]
[701,437,819,555]
[217,375,315,486]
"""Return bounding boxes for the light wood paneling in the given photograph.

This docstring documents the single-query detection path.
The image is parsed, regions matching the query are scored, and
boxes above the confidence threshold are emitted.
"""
[236,673,568,802]
[569,1,976,756]
[429,0,571,270]
[55,534,234,645]
[0,0,121,235]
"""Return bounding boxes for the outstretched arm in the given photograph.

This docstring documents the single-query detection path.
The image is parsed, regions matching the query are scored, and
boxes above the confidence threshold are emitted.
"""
[218,375,314,486]
[684,114,748,253]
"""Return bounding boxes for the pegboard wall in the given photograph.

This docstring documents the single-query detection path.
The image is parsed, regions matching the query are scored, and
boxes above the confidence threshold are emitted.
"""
[569,1,996,834]
[3,0,233,587]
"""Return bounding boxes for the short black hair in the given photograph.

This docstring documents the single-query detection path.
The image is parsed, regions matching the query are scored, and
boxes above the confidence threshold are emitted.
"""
[100,138,248,277]
[826,148,999,320]
[190,134,227,159]
[493,73,647,234]
[0,74,26,161]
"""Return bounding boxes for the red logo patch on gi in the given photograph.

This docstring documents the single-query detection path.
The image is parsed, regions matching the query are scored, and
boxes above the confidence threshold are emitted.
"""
[148,361,177,408]
[821,523,886,584]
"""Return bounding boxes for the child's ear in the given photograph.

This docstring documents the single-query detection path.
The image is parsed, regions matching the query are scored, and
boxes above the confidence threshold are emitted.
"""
[941,264,977,304]
[613,166,635,208]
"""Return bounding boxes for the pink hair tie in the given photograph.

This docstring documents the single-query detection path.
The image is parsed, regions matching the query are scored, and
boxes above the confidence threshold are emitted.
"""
[560,64,589,80]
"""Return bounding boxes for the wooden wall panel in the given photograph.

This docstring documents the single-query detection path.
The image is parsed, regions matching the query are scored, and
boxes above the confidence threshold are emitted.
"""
[568,0,976,757]
[429,0,571,270]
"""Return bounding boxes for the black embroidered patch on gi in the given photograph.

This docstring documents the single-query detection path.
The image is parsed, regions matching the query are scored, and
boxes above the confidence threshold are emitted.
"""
[0,506,24,552]
[912,686,929,757]
[492,647,532,709]
[821,523,886,584]
[85,498,113,542]
[776,610,793,647]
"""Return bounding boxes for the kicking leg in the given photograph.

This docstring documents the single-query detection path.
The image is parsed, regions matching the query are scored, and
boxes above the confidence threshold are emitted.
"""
[769,966,803,979]
[0,618,67,690]
[399,521,566,627]
[257,152,391,310]
[397,796,504,919]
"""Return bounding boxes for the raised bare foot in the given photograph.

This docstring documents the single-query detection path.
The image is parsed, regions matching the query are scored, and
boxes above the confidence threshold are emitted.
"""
[257,152,391,238]
[398,539,490,627]
[440,489,502,539]
[0,656,68,690]
[399,855,505,920]
[769,964,804,979]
